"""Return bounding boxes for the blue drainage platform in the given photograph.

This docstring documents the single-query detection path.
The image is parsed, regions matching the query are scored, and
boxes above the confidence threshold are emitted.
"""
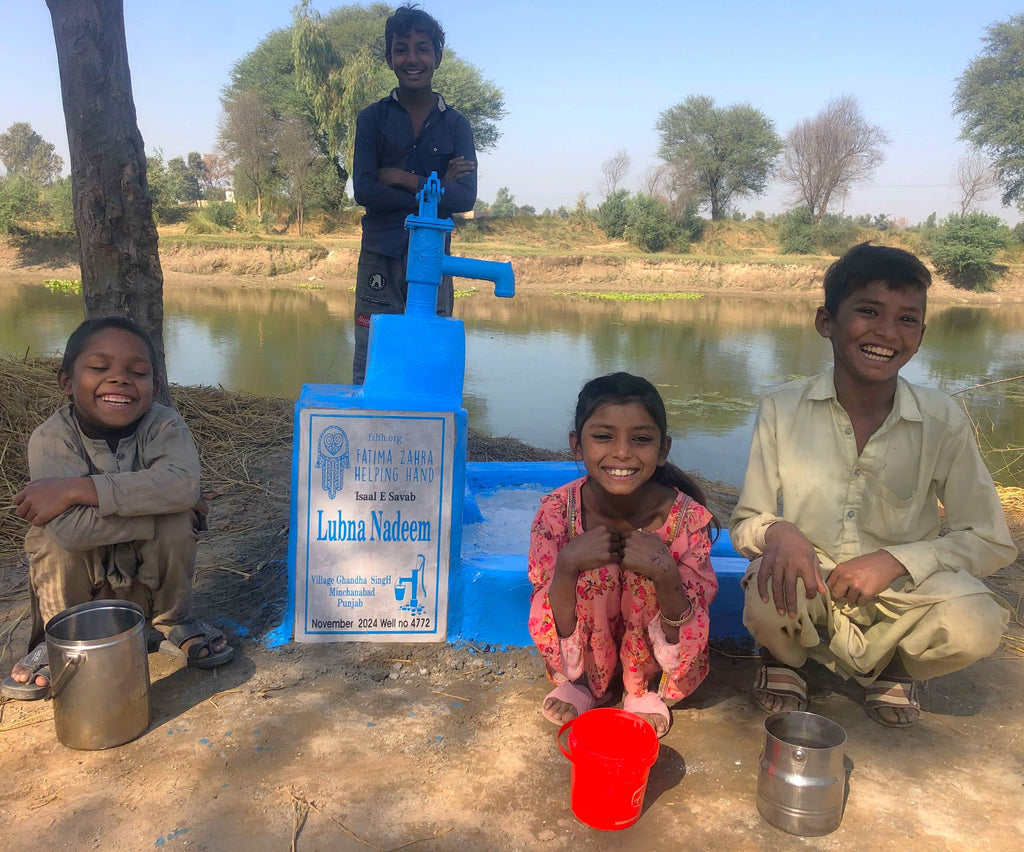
[452,461,748,647]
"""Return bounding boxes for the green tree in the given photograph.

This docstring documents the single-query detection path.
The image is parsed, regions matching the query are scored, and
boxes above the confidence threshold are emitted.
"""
[623,194,678,252]
[146,150,168,212]
[187,152,208,197]
[218,89,280,218]
[146,150,190,223]
[41,175,75,232]
[166,155,202,204]
[929,212,1011,290]
[0,122,64,184]
[434,59,505,151]
[292,1,357,184]
[277,114,319,235]
[778,207,856,255]
[656,95,781,220]
[491,186,516,217]
[778,206,816,254]
[597,188,630,239]
[0,174,42,234]
[954,14,1024,207]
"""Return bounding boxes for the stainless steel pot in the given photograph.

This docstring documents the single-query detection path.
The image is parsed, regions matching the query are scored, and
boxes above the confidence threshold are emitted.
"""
[757,710,847,836]
[46,600,151,750]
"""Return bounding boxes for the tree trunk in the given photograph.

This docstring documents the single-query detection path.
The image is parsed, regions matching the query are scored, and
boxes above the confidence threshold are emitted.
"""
[45,0,171,403]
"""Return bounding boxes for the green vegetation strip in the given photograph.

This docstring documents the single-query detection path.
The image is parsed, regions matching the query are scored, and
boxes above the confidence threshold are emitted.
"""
[42,279,81,294]
[160,234,326,252]
[556,291,703,301]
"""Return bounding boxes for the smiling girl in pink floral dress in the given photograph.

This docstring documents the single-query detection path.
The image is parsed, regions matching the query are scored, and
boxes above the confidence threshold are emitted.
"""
[528,373,718,737]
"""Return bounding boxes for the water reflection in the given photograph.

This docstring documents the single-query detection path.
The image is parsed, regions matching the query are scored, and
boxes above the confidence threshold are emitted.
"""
[2,281,1021,486]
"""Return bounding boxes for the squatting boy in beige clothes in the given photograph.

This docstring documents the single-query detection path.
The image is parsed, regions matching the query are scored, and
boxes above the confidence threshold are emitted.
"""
[729,243,1016,728]
[3,317,234,701]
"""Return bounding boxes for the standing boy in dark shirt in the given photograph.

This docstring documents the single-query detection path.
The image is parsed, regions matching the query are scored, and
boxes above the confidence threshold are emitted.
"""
[351,4,477,383]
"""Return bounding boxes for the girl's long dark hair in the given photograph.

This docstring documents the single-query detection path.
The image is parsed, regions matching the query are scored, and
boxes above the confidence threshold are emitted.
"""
[574,372,720,539]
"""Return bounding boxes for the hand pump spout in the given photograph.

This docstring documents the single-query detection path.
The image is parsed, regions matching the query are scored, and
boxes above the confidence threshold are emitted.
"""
[361,172,517,404]
[404,173,515,314]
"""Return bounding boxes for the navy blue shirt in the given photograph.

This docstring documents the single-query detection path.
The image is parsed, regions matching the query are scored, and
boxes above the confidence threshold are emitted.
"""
[353,90,477,258]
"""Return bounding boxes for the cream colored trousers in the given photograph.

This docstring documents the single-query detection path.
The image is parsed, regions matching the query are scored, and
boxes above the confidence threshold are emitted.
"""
[742,557,1011,685]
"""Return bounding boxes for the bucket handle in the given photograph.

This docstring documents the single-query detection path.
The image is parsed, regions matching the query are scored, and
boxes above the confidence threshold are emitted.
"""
[46,651,84,701]
[557,718,575,763]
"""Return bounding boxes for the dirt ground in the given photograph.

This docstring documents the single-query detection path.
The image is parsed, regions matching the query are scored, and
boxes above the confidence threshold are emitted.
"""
[2,435,1024,851]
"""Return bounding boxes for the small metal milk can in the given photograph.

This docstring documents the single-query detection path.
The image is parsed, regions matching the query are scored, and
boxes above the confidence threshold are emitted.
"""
[757,710,847,836]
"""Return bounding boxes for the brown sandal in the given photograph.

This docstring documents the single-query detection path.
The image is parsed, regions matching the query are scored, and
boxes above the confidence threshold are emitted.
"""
[864,678,920,728]
[753,662,808,713]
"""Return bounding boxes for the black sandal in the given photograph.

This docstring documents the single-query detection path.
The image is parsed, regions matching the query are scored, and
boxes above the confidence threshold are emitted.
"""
[159,619,235,669]
[1,644,50,700]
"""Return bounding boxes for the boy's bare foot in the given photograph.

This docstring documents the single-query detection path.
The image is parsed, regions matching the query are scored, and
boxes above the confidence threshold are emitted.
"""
[753,652,808,713]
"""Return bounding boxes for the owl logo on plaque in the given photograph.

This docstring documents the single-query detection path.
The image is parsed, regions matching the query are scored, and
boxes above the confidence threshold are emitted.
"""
[316,425,350,499]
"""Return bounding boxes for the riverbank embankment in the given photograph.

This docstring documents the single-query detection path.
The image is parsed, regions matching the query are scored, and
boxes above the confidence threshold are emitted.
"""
[4,226,1023,304]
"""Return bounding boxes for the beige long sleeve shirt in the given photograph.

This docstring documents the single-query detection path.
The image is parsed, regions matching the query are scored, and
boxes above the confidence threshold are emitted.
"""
[27,402,202,551]
[729,371,1017,584]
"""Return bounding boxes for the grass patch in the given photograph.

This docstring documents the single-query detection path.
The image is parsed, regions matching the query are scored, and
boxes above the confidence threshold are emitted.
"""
[294,280,324,290]
[454,287,478,298]
[160,233,326,252]
[42,279,81,294]
[556,291,704,301]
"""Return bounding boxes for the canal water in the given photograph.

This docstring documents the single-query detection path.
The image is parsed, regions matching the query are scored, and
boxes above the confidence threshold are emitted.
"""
[2,281,1021,486]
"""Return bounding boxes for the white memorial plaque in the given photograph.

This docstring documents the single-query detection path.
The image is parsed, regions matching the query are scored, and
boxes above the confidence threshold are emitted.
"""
[294,409,455,642]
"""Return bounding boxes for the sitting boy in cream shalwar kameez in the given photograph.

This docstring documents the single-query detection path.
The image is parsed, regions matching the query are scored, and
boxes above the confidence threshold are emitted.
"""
[730,243,1017,727]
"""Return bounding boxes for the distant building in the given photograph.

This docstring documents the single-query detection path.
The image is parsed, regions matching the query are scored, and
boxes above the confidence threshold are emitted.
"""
[224,189,235,203]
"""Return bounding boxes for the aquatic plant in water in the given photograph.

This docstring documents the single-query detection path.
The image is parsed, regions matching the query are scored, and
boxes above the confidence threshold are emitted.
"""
[662,391,758,417]
[43,279,81,294]
[556,291,703,302]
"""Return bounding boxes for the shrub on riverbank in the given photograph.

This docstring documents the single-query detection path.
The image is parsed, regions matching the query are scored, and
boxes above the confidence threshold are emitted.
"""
[929,212,1013,290]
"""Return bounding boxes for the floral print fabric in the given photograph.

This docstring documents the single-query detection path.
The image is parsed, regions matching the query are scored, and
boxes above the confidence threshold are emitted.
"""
[527,476,717,702]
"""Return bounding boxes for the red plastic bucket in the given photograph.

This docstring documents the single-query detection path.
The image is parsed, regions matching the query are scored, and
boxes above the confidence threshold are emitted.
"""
[558,708,661,830]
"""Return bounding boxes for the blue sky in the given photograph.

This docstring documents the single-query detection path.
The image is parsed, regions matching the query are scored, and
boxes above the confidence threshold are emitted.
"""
[3,0,1022,223]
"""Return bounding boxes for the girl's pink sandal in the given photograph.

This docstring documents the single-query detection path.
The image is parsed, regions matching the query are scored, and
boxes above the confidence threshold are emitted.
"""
[542,681,609,726]
[623,691,671,738]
